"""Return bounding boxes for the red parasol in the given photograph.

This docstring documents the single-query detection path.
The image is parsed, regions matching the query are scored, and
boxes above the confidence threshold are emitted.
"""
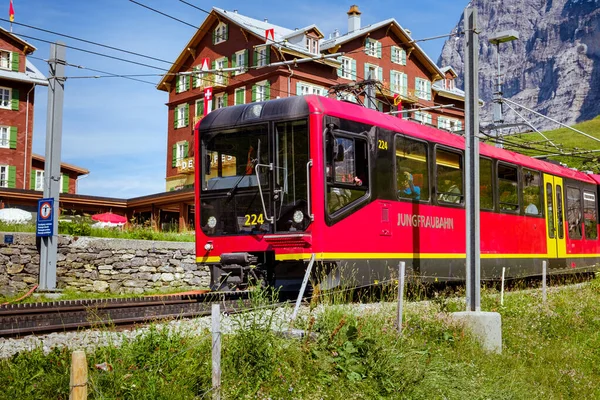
[91,212,127,224]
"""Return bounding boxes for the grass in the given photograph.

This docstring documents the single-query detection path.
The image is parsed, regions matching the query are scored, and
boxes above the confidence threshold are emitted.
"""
[490,114,600,172]
[1,276,600,399]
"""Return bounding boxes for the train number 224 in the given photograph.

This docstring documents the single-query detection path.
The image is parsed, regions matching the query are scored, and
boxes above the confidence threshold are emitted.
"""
[244,214,265,226]
[378,139,388,150]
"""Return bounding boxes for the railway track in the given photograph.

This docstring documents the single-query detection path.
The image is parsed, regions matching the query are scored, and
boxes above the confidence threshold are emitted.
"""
[0,291,252,338]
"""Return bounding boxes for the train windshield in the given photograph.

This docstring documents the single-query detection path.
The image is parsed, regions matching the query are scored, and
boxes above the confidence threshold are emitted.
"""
[200,120,310,236]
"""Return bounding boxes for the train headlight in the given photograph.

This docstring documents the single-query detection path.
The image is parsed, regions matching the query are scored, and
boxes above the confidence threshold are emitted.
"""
[293,210,304,224]
[207,216,217,228]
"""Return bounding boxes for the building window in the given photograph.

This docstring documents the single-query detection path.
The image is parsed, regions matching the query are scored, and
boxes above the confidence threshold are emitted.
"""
[0,165,7,187]
[235,87,245,105]
[35,170,44,191]
[337,92,356,103]
[0,50,11,70]
[172,141,189,167]
[438,117,462,132]
[305,37,319,54]
[390,70,407,96]
[413,111,432,125]
[215,93,226,109]
[0,87,10,109]
[339,57,354,80]
[364,63,381,81]
[175,104,189,128]
[177,75,188,93]
[296,81,326,96]
[0,126,8,148]
[253,81,269,102]
[391,46,406,65]
[214,22,228,44]
[365,38,381,58]
[445,78,455,90]
[234,50,247,75]
[415,78,431,100]
[193,66,206,89]
[255,46,269,67]
[214,57,228,86]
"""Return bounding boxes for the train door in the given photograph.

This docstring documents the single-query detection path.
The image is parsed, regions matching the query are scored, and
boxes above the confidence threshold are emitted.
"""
[543,174,567,259]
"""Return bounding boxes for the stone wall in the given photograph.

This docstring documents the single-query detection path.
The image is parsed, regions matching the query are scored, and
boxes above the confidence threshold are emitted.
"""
[0,233,208,296]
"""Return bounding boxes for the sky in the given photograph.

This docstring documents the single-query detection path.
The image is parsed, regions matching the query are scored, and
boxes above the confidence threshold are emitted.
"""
[7,0,468,199]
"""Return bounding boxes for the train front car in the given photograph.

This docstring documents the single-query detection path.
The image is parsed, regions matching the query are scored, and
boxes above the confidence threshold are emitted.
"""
[195,97,320,291]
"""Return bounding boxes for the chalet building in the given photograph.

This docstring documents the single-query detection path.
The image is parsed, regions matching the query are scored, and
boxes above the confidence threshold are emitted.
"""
[0,27,88,196]
[158,5,466,193]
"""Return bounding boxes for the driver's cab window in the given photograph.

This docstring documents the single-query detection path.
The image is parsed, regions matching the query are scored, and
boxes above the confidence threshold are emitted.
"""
[326,134,369,214]
[395,135,429,201]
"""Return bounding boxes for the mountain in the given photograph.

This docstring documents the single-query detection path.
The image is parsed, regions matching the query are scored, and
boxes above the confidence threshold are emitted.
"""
[438,0,600,131]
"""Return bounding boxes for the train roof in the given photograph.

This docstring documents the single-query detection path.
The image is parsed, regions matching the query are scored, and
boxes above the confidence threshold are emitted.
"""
[306,95,596,184]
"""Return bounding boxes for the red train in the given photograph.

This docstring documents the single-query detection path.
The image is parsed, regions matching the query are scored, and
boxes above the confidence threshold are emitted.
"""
[195,95,600,291]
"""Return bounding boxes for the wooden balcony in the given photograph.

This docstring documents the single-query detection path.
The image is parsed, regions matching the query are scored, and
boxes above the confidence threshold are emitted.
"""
[379,82,419,104]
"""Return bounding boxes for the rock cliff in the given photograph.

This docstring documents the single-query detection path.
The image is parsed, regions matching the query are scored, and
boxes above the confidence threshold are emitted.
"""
[438,0,600,130]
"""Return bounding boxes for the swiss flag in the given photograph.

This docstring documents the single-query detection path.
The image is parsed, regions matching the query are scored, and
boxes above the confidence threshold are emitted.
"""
[265,28,274,41]
[204,87,213,116]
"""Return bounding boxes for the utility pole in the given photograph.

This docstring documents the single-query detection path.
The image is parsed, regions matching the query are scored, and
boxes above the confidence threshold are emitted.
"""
[464,8,480,312]
[365,70,377,110]
[39,42,66,291]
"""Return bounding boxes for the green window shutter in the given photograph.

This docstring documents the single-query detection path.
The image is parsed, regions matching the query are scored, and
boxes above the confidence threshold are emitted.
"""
[186,75,191,91]
[251,85,257,102]
[184,104,189,126]
[337,56,342,77]
[296,82,302,96]
[223,92,228,107]
[390,70,395,91]
[244,50,249,70]
[364,37,370,48]
[11,89,19,111]
[426,81,432,100]
[231,53,236,69]
[9,126,17,149]
[184,141,189,158]
[212,29,216,45]
[437,117,445,129]
[376,41,382,58]
[377,67,383,81]
[192,69,196,88]
[11,52,18,72]
[175,77,180,94]
[265,82,270,100]
[224,24,229,40]
[173,109,178,129]
[253,49,258,67]
[196,101,203,116]
[364,63,370,80]
[211,61,216,85]
[401,49,407,65]
[391,46,397,63]
[30,171,35,190]
[402,74,408,95]
[7,166,16,188]
[265,46,270,64]
[236,89,244,104]
[351,59,356,80]
[457,121,463,130]
[62,174,69,193]
[172,144,177,167]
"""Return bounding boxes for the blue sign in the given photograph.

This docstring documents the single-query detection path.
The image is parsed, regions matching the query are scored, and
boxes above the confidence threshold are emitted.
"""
[36,198,54,237]
[4,234,13,244]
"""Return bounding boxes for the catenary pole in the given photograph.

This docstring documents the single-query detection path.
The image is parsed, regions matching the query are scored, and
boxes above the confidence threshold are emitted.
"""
[464,8,481,312]
[39,42,66,291]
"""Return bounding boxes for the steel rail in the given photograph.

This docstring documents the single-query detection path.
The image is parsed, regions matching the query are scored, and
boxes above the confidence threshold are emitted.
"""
[0,291,252,337]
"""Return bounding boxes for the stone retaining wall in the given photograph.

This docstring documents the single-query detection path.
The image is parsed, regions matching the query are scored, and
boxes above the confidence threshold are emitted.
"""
[0,233,208,296]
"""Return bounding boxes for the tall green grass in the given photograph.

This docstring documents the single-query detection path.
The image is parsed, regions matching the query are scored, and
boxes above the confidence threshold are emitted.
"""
[2,276,599,399]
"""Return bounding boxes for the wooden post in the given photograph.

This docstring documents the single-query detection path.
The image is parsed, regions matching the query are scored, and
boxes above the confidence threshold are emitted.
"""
[212,304,221,400]
[500,267,506,306]
[542,260,547,304]
[69,350,87,400]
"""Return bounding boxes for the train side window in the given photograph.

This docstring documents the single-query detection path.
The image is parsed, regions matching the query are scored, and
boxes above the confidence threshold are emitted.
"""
[522,169,542,216]
[436,148,463,204]
[546,183,555,238]
[395,135,429,201]
[497,163,519,212]
[480,157,494,210]
[326,134,369,214]
[583,191,598,240]
[566,186,582,239]
[556,185,564,239]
